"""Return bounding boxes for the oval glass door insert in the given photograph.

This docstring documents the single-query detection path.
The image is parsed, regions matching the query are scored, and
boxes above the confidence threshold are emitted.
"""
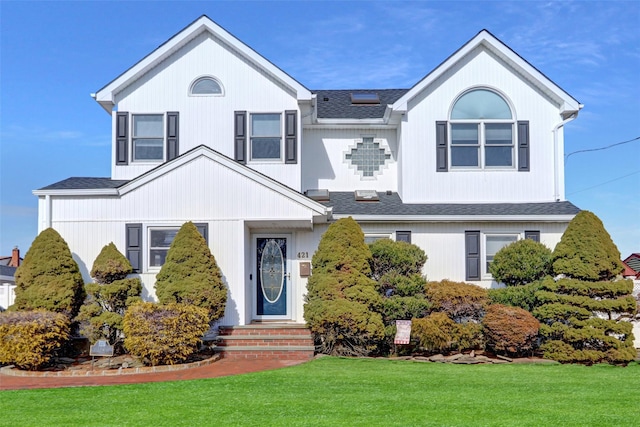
[260,239,284,303]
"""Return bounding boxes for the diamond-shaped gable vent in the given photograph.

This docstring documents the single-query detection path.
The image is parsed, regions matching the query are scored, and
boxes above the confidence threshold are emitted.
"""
[345,137,391,178]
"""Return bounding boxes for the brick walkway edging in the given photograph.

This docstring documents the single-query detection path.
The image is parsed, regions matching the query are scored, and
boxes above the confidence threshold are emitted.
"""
[0,354,221,378]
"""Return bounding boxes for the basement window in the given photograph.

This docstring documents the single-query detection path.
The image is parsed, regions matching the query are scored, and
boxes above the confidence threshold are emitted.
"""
[351,93,380,105]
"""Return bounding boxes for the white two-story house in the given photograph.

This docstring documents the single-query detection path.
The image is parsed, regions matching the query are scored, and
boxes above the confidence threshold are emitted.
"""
[34,16,581,327]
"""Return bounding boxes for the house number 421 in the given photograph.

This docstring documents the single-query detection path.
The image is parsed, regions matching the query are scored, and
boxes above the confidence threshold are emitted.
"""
[297,252,309,259]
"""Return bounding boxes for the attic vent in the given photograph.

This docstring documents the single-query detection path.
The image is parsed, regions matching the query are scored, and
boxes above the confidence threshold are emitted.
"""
[305,189,330,201]
[354,190,379,201]
[351,93,380,105]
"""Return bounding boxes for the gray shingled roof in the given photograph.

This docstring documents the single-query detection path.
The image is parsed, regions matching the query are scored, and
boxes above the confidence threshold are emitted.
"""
[313,89,408,119]
[0,265,16,278]
[39,177,129,190]
[321,192,580,216]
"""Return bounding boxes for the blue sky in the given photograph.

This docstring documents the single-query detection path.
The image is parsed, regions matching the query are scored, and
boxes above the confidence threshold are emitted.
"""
[1,1,639,260]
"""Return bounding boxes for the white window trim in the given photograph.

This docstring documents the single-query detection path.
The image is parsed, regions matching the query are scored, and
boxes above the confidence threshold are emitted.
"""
[482,232,520,278]
[249,112,283,163]
[364,233,392,244]
[147,226,180,271]
[188,75,224,97]
[132,113,165,163]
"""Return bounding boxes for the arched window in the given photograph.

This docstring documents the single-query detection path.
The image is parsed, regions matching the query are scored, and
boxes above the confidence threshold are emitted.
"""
[449,89,515,168]
[189,76,223,96]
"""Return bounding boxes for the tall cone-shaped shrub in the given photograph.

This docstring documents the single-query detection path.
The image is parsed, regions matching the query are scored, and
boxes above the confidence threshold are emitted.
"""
[155,222,227,323]
[535,211,636,364]
[304,217,384,356]
[76,243,142,346]
[13,228,84,319]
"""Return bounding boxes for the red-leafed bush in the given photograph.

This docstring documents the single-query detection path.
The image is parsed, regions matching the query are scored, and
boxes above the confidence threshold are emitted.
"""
[482,304,539,357]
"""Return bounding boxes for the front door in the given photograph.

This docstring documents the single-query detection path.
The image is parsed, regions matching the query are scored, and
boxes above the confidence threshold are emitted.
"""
[256,237,288,317]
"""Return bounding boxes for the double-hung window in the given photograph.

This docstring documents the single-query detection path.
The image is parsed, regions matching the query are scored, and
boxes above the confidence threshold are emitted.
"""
[250,113,282,161]
[450,89,514,169]
[149,228,179,267]
[485,234,518,274]
[133,114,164,161]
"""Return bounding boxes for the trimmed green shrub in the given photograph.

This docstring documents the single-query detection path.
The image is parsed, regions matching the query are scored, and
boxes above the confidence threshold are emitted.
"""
[0,310,70,370]
[76,243,142,348]
[304,218,384,356]
[412,312,483,353]
[488,282,543,312]
[425,280,489,323]
[489,239,552,286]
[482,304,539,357]
[552,211,623,281]
[369,239,427,280]
[369,239,430,354]
[155,222,227,323]
[12,228,84,319]
[123,302,209,366]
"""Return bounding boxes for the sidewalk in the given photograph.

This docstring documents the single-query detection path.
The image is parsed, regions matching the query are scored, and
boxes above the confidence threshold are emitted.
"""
[0,358,306,391]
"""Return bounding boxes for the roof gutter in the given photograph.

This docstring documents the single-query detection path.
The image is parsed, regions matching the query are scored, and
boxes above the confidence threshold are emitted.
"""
[553,106,582,201]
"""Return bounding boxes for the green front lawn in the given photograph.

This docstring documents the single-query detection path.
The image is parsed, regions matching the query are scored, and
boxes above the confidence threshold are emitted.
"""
[2,357,639,426]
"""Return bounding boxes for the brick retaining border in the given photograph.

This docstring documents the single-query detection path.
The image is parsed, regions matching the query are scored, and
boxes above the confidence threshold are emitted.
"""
[0,354,221,378]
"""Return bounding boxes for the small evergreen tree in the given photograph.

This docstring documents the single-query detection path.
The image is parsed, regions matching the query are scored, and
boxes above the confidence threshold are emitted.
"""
[304,218,384,356]
[76,243,142,347]
[13,228,84,319]
[368,239,430,354]
[552,211,623,281]
[155,222,227,323]
[489,239,552,286]
[535,211,636,364]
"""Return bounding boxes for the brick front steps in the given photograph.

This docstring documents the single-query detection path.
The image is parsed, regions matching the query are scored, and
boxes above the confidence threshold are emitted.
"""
[214,324,315,361]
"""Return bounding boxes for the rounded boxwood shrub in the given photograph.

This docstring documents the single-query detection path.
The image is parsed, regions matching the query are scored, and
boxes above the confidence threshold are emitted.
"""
[369,239,426,280]
[425,280,489,323]
[123,302,209,366]
[76,243,142,348]
[482,304,539,357]
[304,218,384,356]
[487,282,543,312]
[489,239,552,286]
[155,222,227,323]
[12,228,85,319]
[0,310,70,370]
[412,312,483,354]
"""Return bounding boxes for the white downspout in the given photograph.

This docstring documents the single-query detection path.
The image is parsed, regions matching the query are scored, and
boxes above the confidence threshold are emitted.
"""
[44,195,52,230]
[552,108,581,201]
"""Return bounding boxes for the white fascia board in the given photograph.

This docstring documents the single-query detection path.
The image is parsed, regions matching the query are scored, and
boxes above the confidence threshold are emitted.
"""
[304,123,397,131]
[333,214,577,223]
[32,188,119,196]
[118,146,329,216]
[95,16,311,110]
[392,30,580,113]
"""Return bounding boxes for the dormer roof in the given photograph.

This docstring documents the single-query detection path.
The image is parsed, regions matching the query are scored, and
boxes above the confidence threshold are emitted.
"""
[392,29,582,117]
[94,15,312,112]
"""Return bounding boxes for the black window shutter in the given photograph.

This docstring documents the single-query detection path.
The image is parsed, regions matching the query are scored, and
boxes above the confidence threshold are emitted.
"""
[465,231,481,281]
[166,112,179,161]
[126,223,142,273]
[194,223,208,244]
[436,121,448,172]
[396,231,411,243]
[116,112,129,165]
[285,110,297,164]
[524,230,540,242]
[234,111,247,164]
[517,121,530,172]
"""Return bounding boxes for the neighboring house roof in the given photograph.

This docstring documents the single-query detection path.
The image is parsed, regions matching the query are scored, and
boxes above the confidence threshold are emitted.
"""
[322,191,580,221]
[94,15,312,112]
[393,29,582,117]
[0,265,17,280]
[313,89,408,119]
[623,253,640,273]
[622,261,637,277]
